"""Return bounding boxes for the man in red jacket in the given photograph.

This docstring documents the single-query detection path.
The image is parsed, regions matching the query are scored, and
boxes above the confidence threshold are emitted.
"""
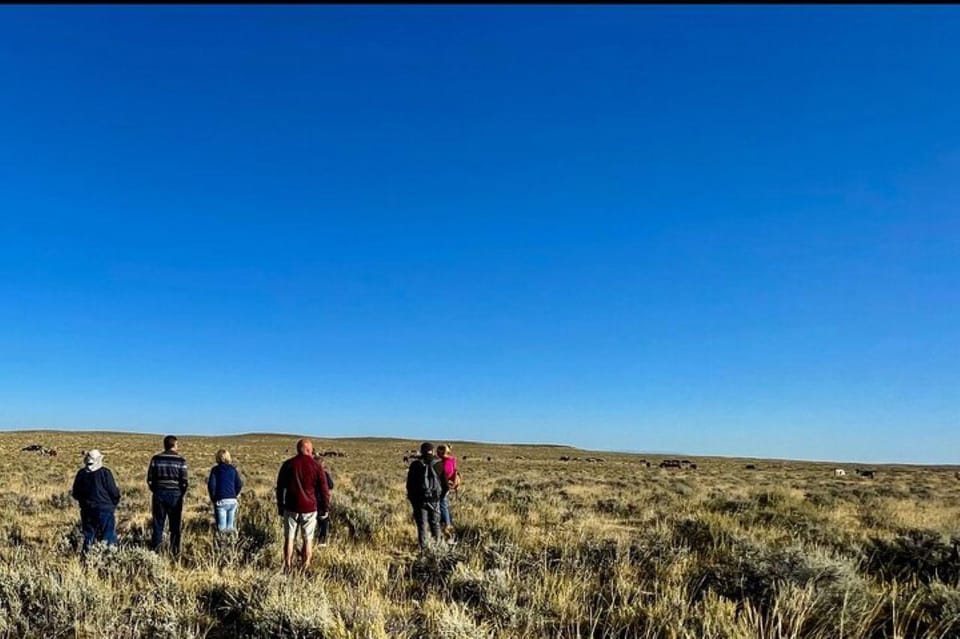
[276,438,329,572]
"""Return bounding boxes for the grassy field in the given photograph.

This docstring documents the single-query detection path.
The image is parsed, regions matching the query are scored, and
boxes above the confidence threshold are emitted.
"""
[0,430,958,638]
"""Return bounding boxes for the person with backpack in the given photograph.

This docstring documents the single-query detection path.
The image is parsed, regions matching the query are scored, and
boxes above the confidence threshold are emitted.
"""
[405,442,448,550]
[436,444,460,543]
[147,435,188,556]
[71,449,121,553]
[207,449,243,534]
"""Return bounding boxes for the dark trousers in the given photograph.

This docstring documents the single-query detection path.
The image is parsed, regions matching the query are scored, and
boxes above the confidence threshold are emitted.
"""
[151,490,184,555]
[318,513,330,543]
[80,508,117,551]
[412,500,441,549]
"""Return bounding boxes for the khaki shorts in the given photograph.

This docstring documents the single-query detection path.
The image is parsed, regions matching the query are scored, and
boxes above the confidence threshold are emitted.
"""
[283,510,317,543]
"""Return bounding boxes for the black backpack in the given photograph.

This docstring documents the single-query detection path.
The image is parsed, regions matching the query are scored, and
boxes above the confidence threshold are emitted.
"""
[421,459,442,502]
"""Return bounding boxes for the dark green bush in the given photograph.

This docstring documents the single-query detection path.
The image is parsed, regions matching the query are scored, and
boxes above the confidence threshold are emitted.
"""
[861,529,960,584]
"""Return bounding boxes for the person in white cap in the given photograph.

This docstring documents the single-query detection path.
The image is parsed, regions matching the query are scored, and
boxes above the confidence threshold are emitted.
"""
[71,449,121,552]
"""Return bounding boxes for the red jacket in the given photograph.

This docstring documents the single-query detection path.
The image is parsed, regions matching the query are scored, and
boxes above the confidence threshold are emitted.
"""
[276,454,329,514]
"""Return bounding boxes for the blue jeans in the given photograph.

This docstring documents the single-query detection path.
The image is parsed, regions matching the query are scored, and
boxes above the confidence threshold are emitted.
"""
[214,498,238,532]
[80,508,117,551]
[151,490,184,555]
[439,494,453,527]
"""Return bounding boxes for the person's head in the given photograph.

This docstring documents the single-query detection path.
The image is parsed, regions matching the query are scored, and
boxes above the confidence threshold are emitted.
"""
[163,435,178,452]
[437,444,450,458]
[84,449,104,472]
[420,442,435,458]
[296,438,313,457]
[215,449,232,465]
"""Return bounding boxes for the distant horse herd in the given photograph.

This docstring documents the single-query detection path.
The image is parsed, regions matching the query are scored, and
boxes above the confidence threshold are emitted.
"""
[20,444,58,457]
[20,442,958,482]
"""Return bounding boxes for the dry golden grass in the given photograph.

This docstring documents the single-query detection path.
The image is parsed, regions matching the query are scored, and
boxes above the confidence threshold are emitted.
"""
[1,430,959,638]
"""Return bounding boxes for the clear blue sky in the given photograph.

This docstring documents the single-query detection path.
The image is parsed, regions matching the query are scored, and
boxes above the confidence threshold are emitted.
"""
[1,7,957,463]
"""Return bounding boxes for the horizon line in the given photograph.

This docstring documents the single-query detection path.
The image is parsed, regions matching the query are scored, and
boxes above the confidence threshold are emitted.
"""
[2,426,956,469]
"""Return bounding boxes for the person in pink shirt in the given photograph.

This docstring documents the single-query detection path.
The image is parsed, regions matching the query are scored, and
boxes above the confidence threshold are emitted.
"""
[436,444,460,542]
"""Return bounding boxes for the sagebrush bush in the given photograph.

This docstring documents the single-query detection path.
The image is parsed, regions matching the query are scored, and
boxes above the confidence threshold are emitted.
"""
[333,492,382,542]
[0,549,118,637]
[450,564,519,625]
[861,528,960,583]
[416,598,492,639]
[240,574,338,638]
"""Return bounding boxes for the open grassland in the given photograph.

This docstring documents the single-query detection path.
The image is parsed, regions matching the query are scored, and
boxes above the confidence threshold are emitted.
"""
[1,430,959,638]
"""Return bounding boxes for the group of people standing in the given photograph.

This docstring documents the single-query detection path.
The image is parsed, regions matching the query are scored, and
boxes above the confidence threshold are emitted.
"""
[71,435,248,555]
[406,441,461,549]
[69,435,458,564]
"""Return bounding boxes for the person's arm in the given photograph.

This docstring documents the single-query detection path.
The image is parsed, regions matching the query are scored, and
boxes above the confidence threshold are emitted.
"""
[106,469,121,506]
[207,468,217,503]
[179,459,189,495]
[146,457,155,492]
[234,467,243,497]
[437,461,450,498]
[275,462,288,515]
[316,467,330,516]
[71,470,82,502]
[406,462,419,504]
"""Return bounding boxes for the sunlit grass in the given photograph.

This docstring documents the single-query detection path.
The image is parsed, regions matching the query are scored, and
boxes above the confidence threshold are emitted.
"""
[1,430,958,637]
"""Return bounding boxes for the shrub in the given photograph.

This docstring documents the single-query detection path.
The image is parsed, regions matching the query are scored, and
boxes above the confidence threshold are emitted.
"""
[0,523,27,547]
[411,543,465,594]
[333,493,380,542]
[234,496,280,564]
[84,544,169,584]
[672,516,737,550]
[450,564,519,625]
[862,529,960,584]
[126,579,202,639]
[595,498,642,519]
[0,550,119,637]
[918,582,960,635]
[322,552,389,590]
[199,578,252,632]
[47,491,73,510]
[240,575,338,638]
[690,540,862,615]
[415,599,491,639]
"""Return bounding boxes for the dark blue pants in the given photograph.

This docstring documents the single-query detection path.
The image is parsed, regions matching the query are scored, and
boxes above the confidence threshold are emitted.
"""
[151,491,184,555]
[80,508,117,551]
